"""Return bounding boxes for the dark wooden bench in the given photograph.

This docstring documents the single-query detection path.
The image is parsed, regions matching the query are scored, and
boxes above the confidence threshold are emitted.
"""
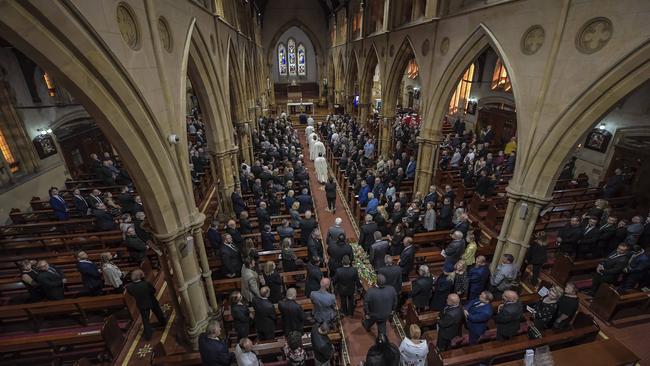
[589,284,650,324]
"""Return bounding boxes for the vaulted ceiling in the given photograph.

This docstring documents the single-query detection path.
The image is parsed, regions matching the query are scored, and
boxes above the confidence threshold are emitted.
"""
[253,0,341,17]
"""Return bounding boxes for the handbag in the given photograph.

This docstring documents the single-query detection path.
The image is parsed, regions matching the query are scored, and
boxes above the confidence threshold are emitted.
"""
[527,322,542,339]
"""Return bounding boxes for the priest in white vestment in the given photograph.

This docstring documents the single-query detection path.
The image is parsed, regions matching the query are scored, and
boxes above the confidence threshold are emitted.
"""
[307,116,314,126]
[305,125,314,143]
[308,132,318,152]
[311,139,326,161]
[314,152,328,183]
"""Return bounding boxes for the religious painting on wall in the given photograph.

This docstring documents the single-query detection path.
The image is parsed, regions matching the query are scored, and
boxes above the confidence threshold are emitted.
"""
[32,134,58,159]
[584,129,612,153]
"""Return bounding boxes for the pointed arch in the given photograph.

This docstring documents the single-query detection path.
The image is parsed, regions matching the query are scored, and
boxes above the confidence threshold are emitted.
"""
[328,53,336,105]
[424,24,521,138]
[360,44,381,115]
[522,39,650,198]
[227,40,247,122]
[383,36,419,116]
[345,48,360,102]
[265,19,324,82]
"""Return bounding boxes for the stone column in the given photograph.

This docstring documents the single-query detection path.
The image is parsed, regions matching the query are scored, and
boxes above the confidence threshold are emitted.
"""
[358,102,370,126]
[211,148,239,216]
[193,226,219,313]
[154,215,211,349]
[378,116,393,158]
[490,189,551,272]
[235,121,253,165]
[413,135,443,195]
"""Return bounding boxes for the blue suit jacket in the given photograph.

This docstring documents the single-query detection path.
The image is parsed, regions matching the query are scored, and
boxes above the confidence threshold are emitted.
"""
[468,265,490,299]
[49,196,69,220]
[231,193,246,215]
[464,298,493,336]
[77,260,103,290]
[358,186,370,206]
[207,228,223,250]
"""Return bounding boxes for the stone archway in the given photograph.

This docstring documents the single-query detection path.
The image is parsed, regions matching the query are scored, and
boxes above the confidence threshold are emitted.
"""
[359,44,381,124]
[336,52,346,104]
[228,41,253,164]
[345,49,360,115]
[0,1,213,346]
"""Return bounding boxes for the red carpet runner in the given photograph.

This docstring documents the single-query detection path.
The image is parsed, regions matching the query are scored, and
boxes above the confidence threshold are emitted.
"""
[298,127,402,365]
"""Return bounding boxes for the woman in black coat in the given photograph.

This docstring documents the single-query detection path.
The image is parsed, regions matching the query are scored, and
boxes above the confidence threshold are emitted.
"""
[525,231,548,285]
[230,291,250,340]
[305,257,323,298]
[263,261,283,303]
[410,265,434,311]
[438,198,454,229]
[430,273,453,311]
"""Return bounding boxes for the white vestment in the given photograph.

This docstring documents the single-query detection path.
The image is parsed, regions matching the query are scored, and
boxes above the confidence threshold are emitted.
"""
[311,141,326,161]
[305,126,315,143]
[307,117,314,126]
[308,132,318,151]
[314,156,328,183]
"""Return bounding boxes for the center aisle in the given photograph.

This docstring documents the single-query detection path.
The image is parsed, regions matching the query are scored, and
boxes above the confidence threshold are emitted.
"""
[297,126,402,365]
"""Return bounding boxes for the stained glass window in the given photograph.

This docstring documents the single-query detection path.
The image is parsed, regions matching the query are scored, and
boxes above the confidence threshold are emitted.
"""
[278,43,287,75]
[288,38,297,76]
[491,58,512,92]
[297,44,306,76]
[448,63,475,115]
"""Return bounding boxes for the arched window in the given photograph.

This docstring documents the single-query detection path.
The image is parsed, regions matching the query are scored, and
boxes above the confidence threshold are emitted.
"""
[0,129,17,173]
[491,58,512,92]
[448,63,475,115]
[288,38,297,76]
[278,43,287,76]
[297,44,306,76]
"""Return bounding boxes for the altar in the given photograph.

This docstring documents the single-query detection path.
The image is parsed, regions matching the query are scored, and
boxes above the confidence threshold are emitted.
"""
[287,102,313,115]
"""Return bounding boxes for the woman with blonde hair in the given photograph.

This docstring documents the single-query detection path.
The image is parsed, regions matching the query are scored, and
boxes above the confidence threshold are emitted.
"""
[462,231,478,267]
[532,286,563,329]
[100,252,124,292]
[281,238,298,272]
[450,260,469,297]
[289,201,301,229]
[399,324,429,365]
[263,261,283,303]
[230,291,250,339]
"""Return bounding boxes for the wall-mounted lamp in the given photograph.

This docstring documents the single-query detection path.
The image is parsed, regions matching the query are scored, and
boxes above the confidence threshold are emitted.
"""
[598,124,606,130]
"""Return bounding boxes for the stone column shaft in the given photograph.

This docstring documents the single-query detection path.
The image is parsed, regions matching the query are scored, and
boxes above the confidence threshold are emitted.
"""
[236,121,253,165]
[212,149,238,216]
[378,117,392,158]
[491,190,550,272]
[413,135,442,195]
[193,227,219,313]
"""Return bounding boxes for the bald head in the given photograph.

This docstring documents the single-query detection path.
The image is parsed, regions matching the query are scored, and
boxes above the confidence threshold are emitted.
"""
[503,290,519,302]
[320,277,330,290]
[447,293,460,306]
[286,287,297,300]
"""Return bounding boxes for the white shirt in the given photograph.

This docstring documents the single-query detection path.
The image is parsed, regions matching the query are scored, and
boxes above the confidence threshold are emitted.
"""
[235,344,261,366]
[399,337,429,366]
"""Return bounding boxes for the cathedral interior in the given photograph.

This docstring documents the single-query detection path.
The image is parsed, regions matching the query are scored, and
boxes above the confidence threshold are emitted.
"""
[0,0,649,365]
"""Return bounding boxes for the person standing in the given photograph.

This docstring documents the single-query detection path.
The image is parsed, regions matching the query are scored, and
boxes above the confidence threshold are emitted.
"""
[230,291,250,340]
[305,256,323,298]
[241,258,261,303]
[590,243,630,295]
[48,187,69,221]
[490,254,518,295]
[333,255,359,316]
[311,322,334,366]
[410,265,434,312]
[76,251,103,296]
[399,237,416,281]
[310,278,337,326]
[125,269,166,340]
[468,256,490,300]
[253,286,276,340]
[362,274,397,336]
[524,232,548,286]
[299,211,317,246]
[326,218,345,248]
[235,338,260,366]
[436,294,463,351]
[369,231,390,270]
[464,291,494,344]
[327,234,353,276]
[325,178,337,213]
[495,290,523,340]
[279,288,305,335]
[399,324,429,366]
[199,320,235,366]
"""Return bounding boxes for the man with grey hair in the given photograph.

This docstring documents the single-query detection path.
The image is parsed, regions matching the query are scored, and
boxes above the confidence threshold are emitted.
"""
[199,320,234,365]
[442,230,466,272]
[310,278,337,325]
[377,255,403,298]
[362,273,397,335]
[279,288,305,334]
[369,231,389,269]
[411,265,433,311]
[359,214,378,252]
[234,338,258,366]
[326,217,345,248]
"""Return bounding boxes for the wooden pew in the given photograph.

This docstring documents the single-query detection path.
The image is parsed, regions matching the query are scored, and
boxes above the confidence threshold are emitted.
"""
[0,218,96,238]
[0,230,124,254]
[547,254,600,287]
[589,284,650,324]
[429,312,599,366]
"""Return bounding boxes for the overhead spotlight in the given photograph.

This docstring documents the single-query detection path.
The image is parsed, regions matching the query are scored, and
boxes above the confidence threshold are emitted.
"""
[46,128,53,134]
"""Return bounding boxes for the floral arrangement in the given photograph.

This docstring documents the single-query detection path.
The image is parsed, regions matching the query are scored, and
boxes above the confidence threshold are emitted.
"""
[351,242,377,287]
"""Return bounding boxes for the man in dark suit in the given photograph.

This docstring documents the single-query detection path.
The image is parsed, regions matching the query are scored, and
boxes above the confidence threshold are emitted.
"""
[453,118,465,135]
[253,286,276,340]
[116,186,134,214]
[93,203,116,231]
[464,291,494,344]
[453,213,470,236]
[76,251,103,296]
[442,231,466,272]
[72,188,91,216]
[299,210,317,246]
[359,215,379,252]
[377,256,403,297]
[557,217,583,258]
[225,219,244,250]
[410,265,434,311]
[603,168,625,198]
[326,218,345,248]
[369,231,389,270]
[311,322,334,365]
[87,188,104,209]
[362,274,397,336]
[305,256,323,298]
[199,320,235,366]
[596,216,617,258]
[578,217,599,259]
[220,234,242,278]
[334,255,360,316]
[495,290,523,340]
[36,260,65,300]
[468,256,491,300]
[590,243,630,295]
[327,234,353,276]
[399,237,416,281]
[238,211,253,235]
[131,195,144,215]
[255,202,271,230]
[436,293,463,351]
[48,187,69,221]
[295,188,313,213]
[278,288,305,335]
[307,229,324,260]
[206,220,223,253]
[231,188,247,217]
[126,269,166,340]
[97,160,116,186]
[620,245,650,291]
